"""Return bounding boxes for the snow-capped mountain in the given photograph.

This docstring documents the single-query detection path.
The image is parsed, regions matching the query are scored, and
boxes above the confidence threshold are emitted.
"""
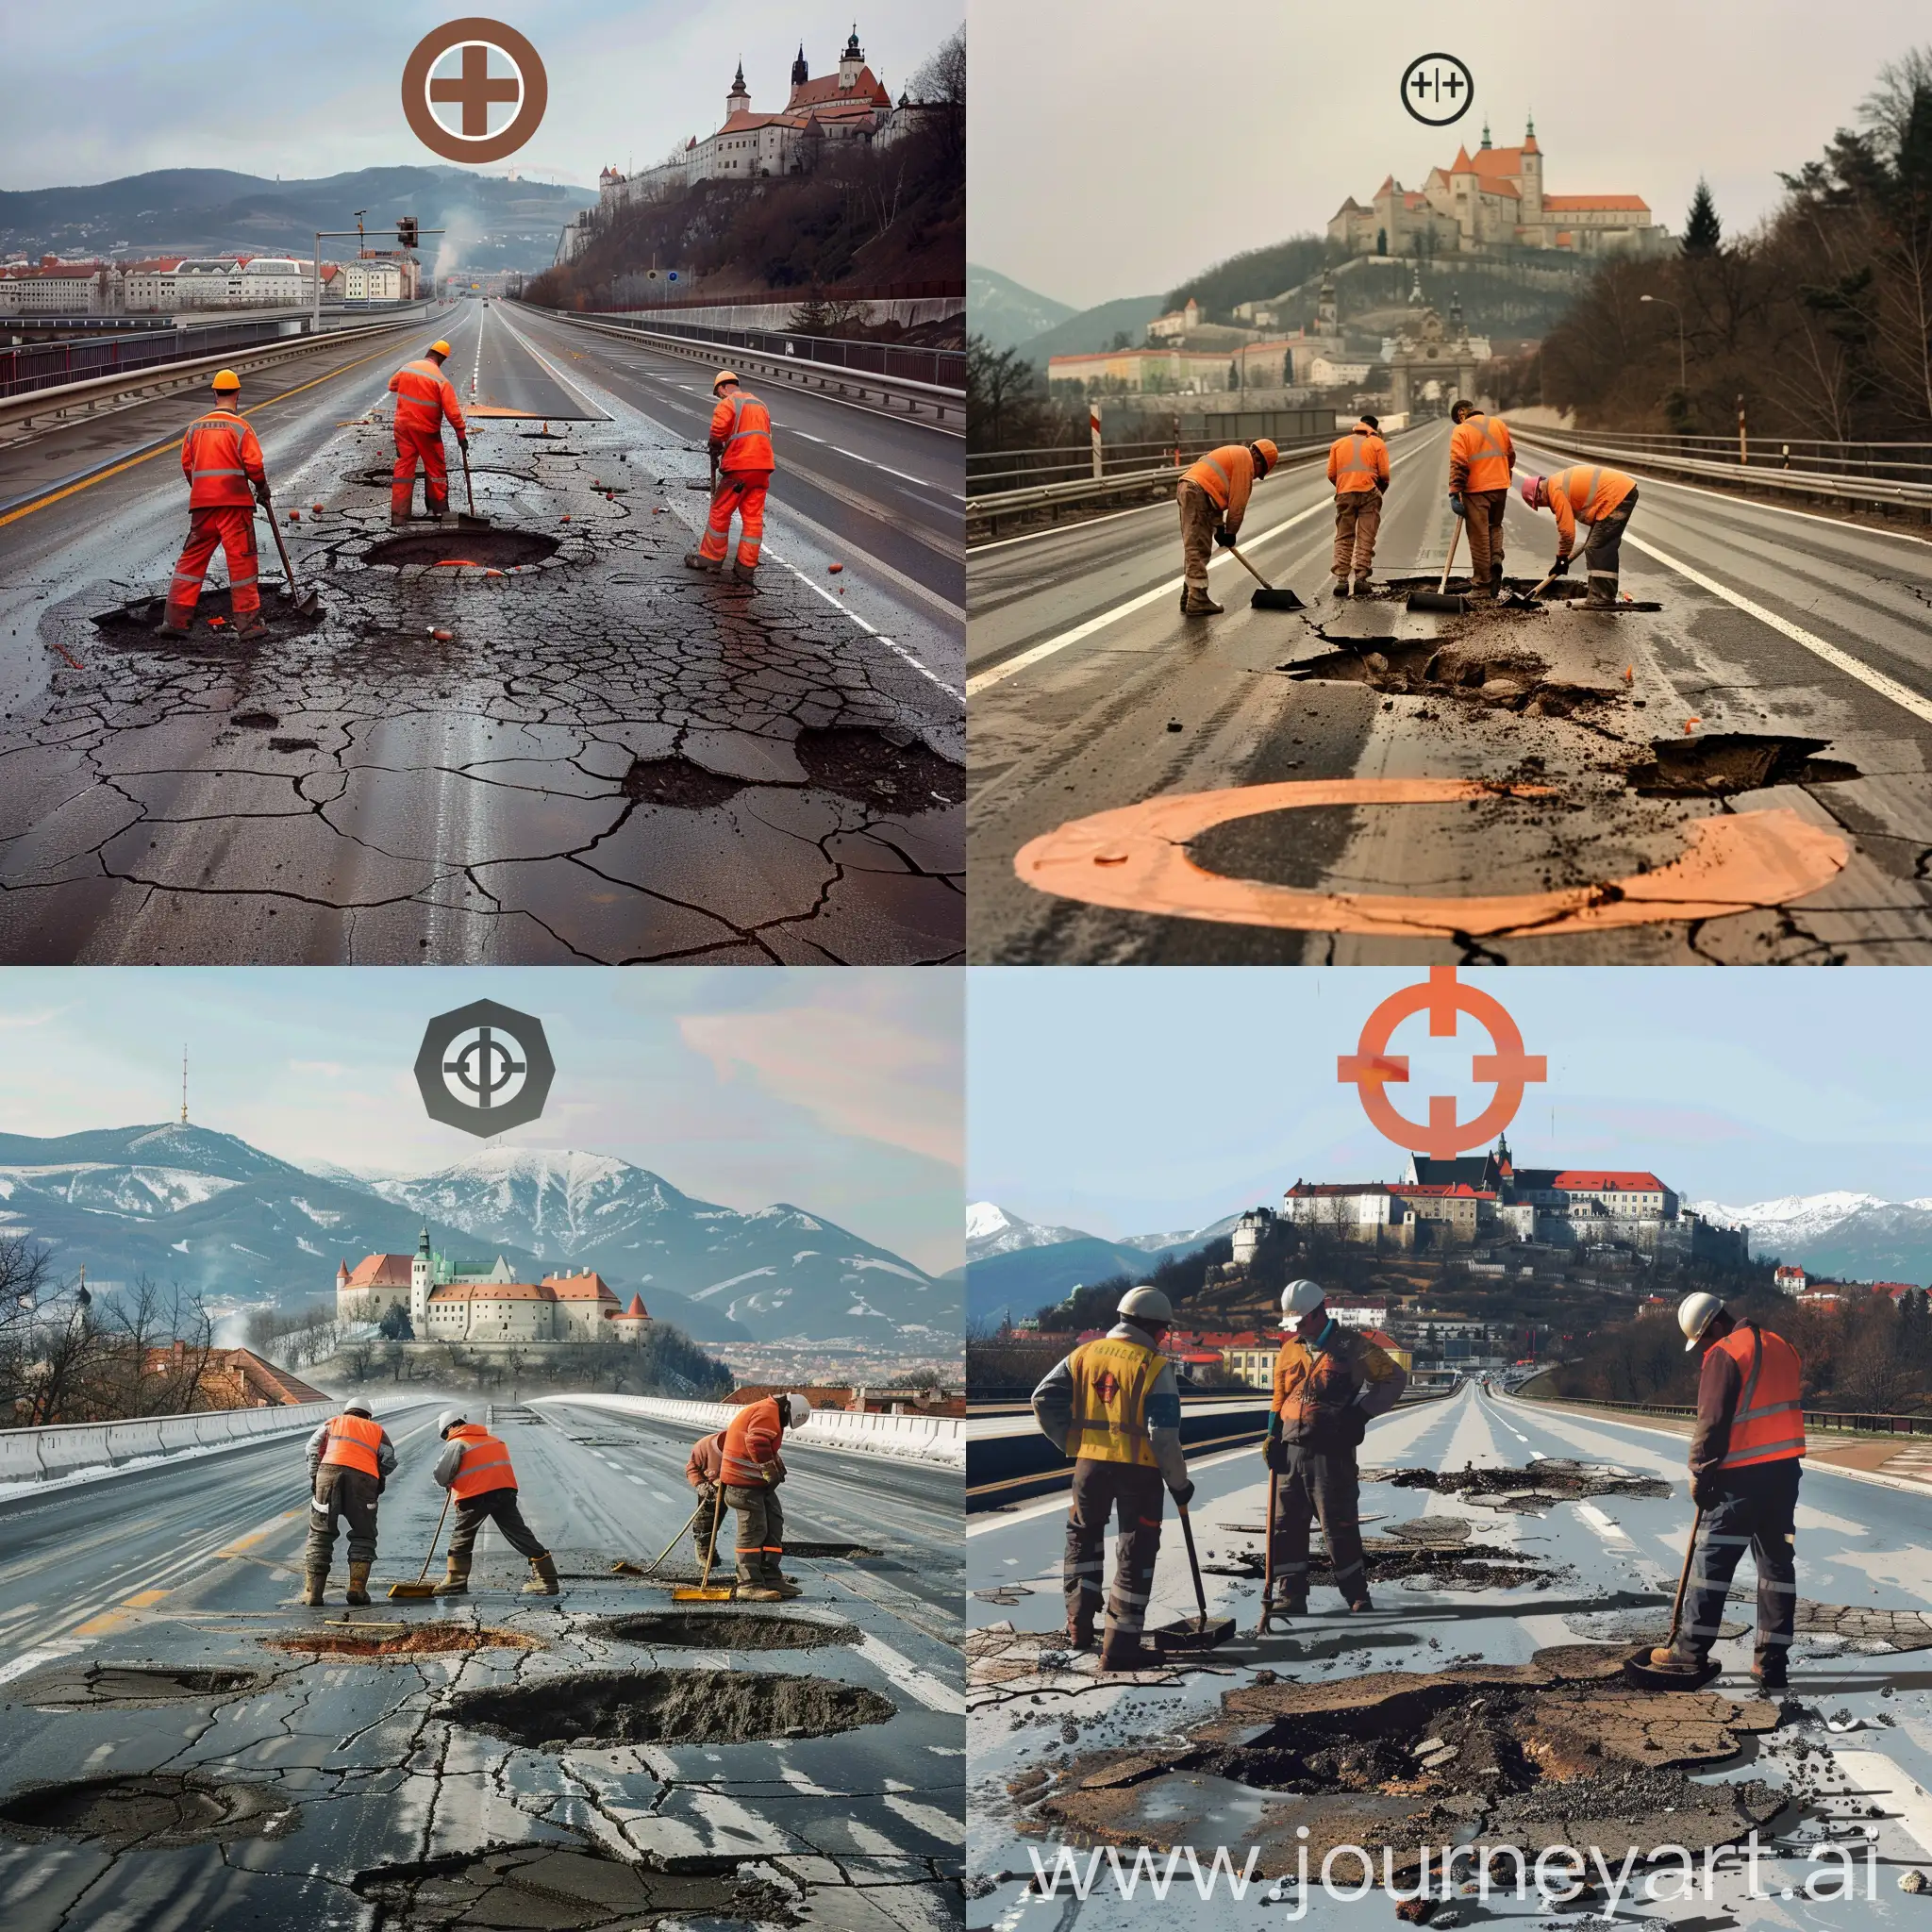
[966,1202,1094,1263]
[1118,1210,1247,1254]
[1690,1191,1932,1283]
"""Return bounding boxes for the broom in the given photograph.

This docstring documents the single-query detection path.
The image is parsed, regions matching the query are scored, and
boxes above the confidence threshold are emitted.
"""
[616,1499,707,1578]
[388,1490,452,1600]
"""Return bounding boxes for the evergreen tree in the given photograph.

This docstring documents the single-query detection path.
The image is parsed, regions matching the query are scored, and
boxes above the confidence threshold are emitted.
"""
[1682,177,1723,255]
[377,1302,413,1341]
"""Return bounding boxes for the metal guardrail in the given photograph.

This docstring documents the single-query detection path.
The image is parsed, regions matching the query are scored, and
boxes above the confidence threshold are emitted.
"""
[1534,428,1932,488]
[1520,1391,1932,1435]
[579,308,962,391]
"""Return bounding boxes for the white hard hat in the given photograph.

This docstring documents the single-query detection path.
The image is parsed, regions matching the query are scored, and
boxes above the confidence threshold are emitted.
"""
[342,1396,374,1417]
[783,1392,811,1426]
[1280,1279,1326,1327]
[1118,1285,1174,1324]
[1678,1291,1725,1353]
[437,1408,466,1436]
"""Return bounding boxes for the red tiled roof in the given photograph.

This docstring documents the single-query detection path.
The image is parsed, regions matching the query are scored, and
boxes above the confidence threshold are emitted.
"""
[1393,1184,1493,1199]
[1542,194,1649,212]
[344,1254,413,1290]
[543,1271,618,1303]
[430,1282,544,1301]
[789,65,890,109]
[1551,1172,1665,1191]
[718,110,806,133]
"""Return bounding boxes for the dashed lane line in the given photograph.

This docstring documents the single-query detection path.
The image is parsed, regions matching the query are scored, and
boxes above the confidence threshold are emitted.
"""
[854,1630,965,1714]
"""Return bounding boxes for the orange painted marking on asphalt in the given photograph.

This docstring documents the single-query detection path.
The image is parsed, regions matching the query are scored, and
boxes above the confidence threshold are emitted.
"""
[1013,778,1847,938]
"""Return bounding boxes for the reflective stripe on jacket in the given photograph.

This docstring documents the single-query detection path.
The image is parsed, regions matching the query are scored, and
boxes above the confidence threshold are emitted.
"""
[444,1423,516,1499]
[1327,426,1389,493]
[181,408,266,508]
[1541,464,1636,556]
[320,1411,384,1478]
[1063,1333,1164,1468]
[1712,1324,1807,1471]
[1447,412,1515,493]
[1182,444,1257,525]
[708,391,774,473]
[388,358,467,439]
[722,1395,784,1487]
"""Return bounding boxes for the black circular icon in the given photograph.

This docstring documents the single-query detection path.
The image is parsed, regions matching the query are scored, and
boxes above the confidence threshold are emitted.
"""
[414,1000,554,1137]
[1401,54,1474,128]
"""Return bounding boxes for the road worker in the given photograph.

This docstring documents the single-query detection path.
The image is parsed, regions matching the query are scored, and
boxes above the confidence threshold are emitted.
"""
[683,1426,727,1571]
[1446,399,1516,597]
[721,1391,809,1599]
[388,340,468,525]
[1327,413,1390,595]
[1520,467,1640,608]
[303,1394,396,1606]
[157,370,269,639]
[1174,439,1278,616]
[686,371,774,578]
[1032,1285,1193,1672]
[1648,1295,1804,1690]
[1262,1281,1407,1615]
[430,1408,560,1596]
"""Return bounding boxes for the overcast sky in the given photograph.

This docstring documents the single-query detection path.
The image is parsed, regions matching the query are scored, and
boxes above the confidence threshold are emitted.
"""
[970,1,1932,310]
[969,970,1932,1240]
[0,969,962,1275]
[1,3,959,192]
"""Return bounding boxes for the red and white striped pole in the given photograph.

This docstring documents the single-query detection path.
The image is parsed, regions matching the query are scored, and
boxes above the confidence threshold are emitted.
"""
[1090,400,1103,479]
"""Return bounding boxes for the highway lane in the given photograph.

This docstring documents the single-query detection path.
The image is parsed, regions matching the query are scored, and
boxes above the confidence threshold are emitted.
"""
[966,1378,1932,1929]
[0,300,964,964]
[969,416,1932,964]
[0,1396,962,1930]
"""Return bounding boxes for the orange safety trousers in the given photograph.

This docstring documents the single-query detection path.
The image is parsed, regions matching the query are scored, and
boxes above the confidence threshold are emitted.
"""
[167,507,260,617]
[392,424,450,519]
[699,472,771,567]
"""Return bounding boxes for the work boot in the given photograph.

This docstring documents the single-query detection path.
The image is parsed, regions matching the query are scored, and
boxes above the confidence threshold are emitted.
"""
[1098,1641,1164,1674]
[739,1586,785,1602]
[229,610,268,640]
[1645,1643,1709,1676]
[771,1577,803,1598]
[431,1558,470,1598]
[522,1553,561,1596]
[302,1570,327,1607]
[345,1560,372,1607]
[1065,1622,1098,1653]
[1752,1656,1789,1691]
[683,551,722,572]
[153,604,192,637]
[390,511,411,527]
[1181,585,1224,616]
[1347,1594,1375,1613]
[1272,1593,1308,1617]
[1583,574,1620,608]
[1332,578,1352,599]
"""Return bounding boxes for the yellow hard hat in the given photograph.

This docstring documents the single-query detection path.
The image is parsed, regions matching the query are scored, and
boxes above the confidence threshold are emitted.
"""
[712,369,740,392]
[211,369,241,392]
[428,340,453,358]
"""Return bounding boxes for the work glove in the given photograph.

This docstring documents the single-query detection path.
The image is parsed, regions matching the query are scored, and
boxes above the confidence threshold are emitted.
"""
[1172,1480,1196,1507]
[1448,491,1466,519]
[458,434,469,449]
[1213,525,1235,548]
[254,485,272,508]
[1262,1435,1287,1474]
[1691,1474,1721,1510]
[1549,554,1571,576]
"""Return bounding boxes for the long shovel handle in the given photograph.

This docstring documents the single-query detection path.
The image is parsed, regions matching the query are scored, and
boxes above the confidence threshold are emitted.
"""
[412,1489,453,1587]
[1667,1504,1704,1649]
[1439,513,1463,594]
[263,501,299,591]
[698,1484,726,1590]
[1260,1464,1277,1614]
[1225,542,1274,591]
[462,441,476,518]
[1176,1500,1210,1631]
[643,1498,708,1578]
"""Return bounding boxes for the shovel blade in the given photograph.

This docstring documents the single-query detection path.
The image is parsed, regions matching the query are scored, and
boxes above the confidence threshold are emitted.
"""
[1153,1616,1238,1652]
[1620,1647,1722,1690]
[1251,588,1307,611]
[386,1583,438,1599]
[672,1587,737,1601]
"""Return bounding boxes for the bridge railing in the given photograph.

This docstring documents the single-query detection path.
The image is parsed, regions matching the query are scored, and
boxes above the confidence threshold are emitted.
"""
[1519,1391,1932,1435]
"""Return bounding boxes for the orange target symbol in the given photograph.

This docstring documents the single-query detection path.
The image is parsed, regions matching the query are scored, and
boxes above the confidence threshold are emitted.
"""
[1338,966,1546,1158]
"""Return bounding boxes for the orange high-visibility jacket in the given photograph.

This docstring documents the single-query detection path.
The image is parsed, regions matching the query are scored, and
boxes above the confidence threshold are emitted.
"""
[1447,412,1515,493]
[389,358,467,439]
[320,1411,385,1478]
[1710,1324,1807,1471]
[685,1431,725,1490]
[1327,425,1390,493]
[180,408,266,508]
[1272,1322,1406,1444]
[1541,465,1637,557]
[708,391,774,474]
[721,1395,784,1487]
[444,1423,516,1499]
[1183,444,1258,526]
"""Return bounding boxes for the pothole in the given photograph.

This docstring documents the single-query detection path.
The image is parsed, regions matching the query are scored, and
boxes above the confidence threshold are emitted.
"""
[442,1666,894,1747]
[1368,1457,1673,1509]
[619,757,746,809]
[1201,1535,1555,1591]
[8,1662,277,1707]
[1282,641,1610,716]
[89,592,317,640]
[794,726,964,812]
[0,1772,298,1851]
[346,463,531,488]
[352,1844,798,1930]
[1625,732,1861,797]
[266,1624,540,1658]
[229,709,279,728]
[362,530,561,569]
[592,1610,858,1651]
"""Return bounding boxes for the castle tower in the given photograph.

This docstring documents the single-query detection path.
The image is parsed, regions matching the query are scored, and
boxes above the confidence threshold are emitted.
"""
[410,1226,431,1330]
[726,59,750,117]
[839,25,864,92]
[791,42,809,94]
[336,1258,350,1319]
[1315,269,1339,338]
[1520,113,1543,227]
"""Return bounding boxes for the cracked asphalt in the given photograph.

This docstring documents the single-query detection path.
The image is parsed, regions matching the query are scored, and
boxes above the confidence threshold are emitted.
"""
[967,1381,1932,1927]
[0,1396,963,1930]
[0,303,963,962]
[969,417,1932,963]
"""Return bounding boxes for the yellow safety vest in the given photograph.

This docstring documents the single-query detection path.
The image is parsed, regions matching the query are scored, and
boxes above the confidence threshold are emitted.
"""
[1065,1334,1162,1467]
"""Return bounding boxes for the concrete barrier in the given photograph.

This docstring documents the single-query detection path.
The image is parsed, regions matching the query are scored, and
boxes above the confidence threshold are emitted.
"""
[0,1400,335,1488]
[35,1425,113,1478]
[532,1393,964,1468]
[0,1432,43,1484]
[105,1419,166,1464]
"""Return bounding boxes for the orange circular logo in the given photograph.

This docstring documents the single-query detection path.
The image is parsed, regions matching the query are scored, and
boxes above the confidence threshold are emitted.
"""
[1337,966,1546,1158]
[1091,1372,1121,1404]
[402,20,548,165]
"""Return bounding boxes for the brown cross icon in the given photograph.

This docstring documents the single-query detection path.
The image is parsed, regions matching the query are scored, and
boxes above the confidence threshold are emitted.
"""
[430,43,520,136]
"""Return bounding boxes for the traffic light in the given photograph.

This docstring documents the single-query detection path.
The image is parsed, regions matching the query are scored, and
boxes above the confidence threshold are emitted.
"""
[398,217,419,250]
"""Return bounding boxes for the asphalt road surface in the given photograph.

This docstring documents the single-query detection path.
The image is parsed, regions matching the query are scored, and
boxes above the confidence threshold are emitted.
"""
[0,1395,963,1931]
[0,302,963,963]
[966,1381,1932,1927]
[969,418,1932,964]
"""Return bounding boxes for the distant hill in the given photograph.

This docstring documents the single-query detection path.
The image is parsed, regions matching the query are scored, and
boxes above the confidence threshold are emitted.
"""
[0,166,592,274]
[964,1209,1233,1325]
[965,1201,1092,1262]
[1692,1191,1932,1287]
[1013,293,1168,370]
[967,264,1075,352]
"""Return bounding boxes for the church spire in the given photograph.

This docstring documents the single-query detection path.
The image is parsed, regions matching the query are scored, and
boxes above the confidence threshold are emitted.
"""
[1479,117,1491,149]
[791,41,808,90]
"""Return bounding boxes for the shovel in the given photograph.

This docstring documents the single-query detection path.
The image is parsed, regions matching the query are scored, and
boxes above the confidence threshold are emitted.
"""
[1254,1465,1286,1637]
[263,507,321,618]
[1155,1500,1237,1652]
[1225,542,1307,611]
[1622,1504,1721,1689]
[622,1499,707,1581]
[456,441,491,530]
[1498,564,1561,611]
[1407,513,1468,613]
[673,1485,736,1602]
[388,1490,451,1600]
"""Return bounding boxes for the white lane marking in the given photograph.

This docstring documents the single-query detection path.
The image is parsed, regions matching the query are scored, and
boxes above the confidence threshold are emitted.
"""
[1575,1503,1633,1544]
[830,446,965,501]
[625,1475,648,1488]
[855,1630,965,1714]
[966,494,1331,695]
[752,494,965,625]
[1616,531,1932,727]
[1829,1751,1932,1856]
[879,1791,964,1842]
[488,308,611,419]
[763,543,961,699]
[471,310,483,397]
[0,1644,72,1687]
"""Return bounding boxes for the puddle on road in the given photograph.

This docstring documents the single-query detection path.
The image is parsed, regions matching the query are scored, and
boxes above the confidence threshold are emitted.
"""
[1626,732,1861,797]
[362,530,562,570]
[592,1610,858,1652]
[0,1772,297,1850]
[443,1666,894,1748]
[7,1662,277,1707]
[266,1624,539,1659]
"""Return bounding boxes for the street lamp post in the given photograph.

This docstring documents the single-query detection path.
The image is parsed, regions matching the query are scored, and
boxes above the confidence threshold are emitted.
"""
[1639,292,1686,391]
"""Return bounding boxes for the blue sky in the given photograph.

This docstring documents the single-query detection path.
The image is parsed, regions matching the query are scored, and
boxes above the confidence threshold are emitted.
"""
[2,4,960,192]
[0,969,961,1274]
[968,969,1932,1239]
